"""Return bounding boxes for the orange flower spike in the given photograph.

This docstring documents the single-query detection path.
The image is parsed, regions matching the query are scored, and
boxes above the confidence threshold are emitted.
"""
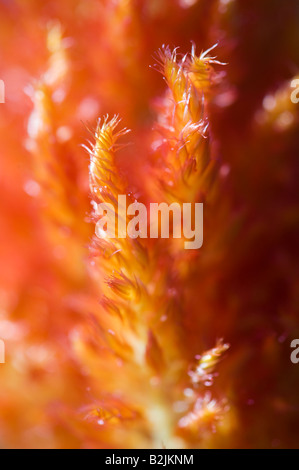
[175,342,230,441]
[27,23,71,219]
[82,42,230,447]
[88,116,175,360]
[88,115,130,205]
[83,115,188,447]
[150,46,231,441]
[152,45,222,205]
[26,24,92,290]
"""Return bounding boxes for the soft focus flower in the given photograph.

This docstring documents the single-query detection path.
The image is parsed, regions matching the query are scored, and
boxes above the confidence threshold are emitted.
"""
[0,0,298,449]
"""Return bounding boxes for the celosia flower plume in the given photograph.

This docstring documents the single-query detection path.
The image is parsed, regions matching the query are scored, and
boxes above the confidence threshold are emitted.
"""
[0,0,298,450]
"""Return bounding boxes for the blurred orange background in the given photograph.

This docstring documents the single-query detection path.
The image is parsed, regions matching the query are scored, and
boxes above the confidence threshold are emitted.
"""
[0,0,299,449]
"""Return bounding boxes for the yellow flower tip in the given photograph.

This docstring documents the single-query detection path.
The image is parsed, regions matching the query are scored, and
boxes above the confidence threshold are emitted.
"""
[189,339,229,385]
[94,114,130,155]
[153,45,188,95]
[87,114,130,199]
[153,44,178,73]
[154,43,225,91]
[188,43,226,91]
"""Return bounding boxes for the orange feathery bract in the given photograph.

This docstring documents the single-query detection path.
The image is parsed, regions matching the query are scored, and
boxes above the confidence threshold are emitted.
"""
[72,45,231,449]
[1,0,299,450]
